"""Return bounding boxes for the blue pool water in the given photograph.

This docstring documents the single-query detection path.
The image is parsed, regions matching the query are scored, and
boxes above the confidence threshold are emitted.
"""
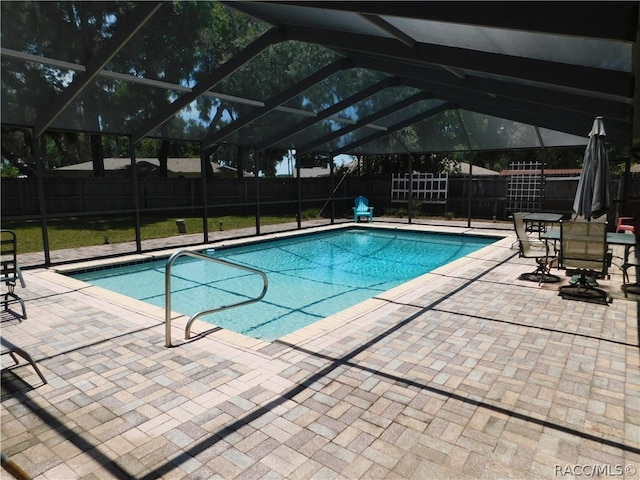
[71,228,496,340]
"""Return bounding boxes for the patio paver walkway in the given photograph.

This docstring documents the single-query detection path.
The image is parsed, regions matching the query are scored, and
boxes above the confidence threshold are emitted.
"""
[1,220,638,479]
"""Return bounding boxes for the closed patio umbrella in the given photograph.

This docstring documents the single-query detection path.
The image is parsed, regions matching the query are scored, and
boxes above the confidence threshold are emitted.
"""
[572,116,611,220]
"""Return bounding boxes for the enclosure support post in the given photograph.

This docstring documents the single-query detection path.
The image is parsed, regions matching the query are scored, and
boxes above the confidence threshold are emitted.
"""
[453,109,474,228]
[330,152,335,224]
[534,127,547,213]
[540,161,546,212]
[630,9,640,215]
[467,157,473,228]
[31,131,50,265]
[296,154,302,229]
[130,139,142,253]
[622,155,632,210]
[201,145,209,243]
[407,154,413,224]
[254,148,261,235]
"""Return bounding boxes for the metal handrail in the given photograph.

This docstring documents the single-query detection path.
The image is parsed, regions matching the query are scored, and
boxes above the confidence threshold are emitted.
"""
[165,249,268,347]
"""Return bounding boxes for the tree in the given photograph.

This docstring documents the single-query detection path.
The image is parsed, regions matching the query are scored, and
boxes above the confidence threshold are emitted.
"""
[1,2,133,176]
[1,128,32,168]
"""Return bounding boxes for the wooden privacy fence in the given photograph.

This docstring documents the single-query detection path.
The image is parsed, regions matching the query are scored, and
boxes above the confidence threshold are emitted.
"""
[2,173,639,221]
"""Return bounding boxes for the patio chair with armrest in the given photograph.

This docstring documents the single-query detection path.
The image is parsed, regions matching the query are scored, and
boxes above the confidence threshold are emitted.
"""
[1,230,26,319]
[621,244,640,297]
[558,220,611,303]
[353,196,374,223]
[513,212,560,284]
[1,337,47,385]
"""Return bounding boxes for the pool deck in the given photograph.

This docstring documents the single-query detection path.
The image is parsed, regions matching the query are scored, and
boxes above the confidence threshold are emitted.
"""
[1,219,639,479]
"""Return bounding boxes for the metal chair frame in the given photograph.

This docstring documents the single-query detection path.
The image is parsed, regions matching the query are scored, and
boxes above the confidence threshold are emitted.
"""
[557,220,611,303]
[1,230,26,319]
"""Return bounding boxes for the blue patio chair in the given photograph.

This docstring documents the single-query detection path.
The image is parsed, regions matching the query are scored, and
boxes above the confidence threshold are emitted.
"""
[353,196,374,223]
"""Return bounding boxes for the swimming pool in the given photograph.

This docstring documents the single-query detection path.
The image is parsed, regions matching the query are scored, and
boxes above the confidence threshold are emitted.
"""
[70,228,496,340]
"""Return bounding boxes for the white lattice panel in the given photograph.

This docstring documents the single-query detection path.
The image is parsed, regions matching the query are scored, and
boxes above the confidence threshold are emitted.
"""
[506,161,543,212]
[391,173,448,203]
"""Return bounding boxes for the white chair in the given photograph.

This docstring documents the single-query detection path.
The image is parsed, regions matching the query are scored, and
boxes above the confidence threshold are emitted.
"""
[513,212,560,284]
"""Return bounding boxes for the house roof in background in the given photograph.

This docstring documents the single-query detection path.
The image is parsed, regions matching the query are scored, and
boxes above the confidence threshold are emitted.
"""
[55,158,246,175]
[499,168,583,176]
[295,160,500,177]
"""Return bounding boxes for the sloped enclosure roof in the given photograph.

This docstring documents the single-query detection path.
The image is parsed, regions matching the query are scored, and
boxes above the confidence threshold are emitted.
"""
[1,1,637,155]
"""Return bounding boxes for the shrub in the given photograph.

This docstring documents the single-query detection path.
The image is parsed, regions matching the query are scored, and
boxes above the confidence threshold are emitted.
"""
[301,208,321,219]
[384,207,407,217]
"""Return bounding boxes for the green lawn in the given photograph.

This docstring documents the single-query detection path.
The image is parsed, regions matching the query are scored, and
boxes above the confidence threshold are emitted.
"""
[2,215,296,253]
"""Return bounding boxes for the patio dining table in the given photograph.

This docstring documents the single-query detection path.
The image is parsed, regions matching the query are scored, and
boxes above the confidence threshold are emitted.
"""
[522,212,564,236]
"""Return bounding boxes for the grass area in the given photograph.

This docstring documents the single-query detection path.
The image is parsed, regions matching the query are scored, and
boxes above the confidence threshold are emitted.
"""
[2,215,297,253]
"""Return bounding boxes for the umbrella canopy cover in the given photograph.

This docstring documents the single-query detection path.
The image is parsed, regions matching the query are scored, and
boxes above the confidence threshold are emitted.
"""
[572,117,611,220]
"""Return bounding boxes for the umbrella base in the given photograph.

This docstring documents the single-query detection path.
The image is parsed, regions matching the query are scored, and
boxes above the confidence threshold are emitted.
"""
[518,259,561,284]
[518,272,561,283]
[569,274,599,287]
[559,282,611,304]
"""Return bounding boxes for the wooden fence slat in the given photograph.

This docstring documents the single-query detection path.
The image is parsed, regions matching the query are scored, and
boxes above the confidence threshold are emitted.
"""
[2,175,638,221]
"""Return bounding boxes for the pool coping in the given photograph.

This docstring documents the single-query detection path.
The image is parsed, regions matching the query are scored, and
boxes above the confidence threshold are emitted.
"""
[47,222,514,352]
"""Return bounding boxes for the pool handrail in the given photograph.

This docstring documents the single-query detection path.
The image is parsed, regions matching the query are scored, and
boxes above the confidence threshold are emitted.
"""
[165,249,268,347]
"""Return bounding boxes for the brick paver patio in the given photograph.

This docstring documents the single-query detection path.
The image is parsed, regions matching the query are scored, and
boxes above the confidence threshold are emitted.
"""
[1,220,638,479]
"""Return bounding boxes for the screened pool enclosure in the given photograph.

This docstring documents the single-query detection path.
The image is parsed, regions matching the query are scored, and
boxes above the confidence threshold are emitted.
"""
[1,2,638,264]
